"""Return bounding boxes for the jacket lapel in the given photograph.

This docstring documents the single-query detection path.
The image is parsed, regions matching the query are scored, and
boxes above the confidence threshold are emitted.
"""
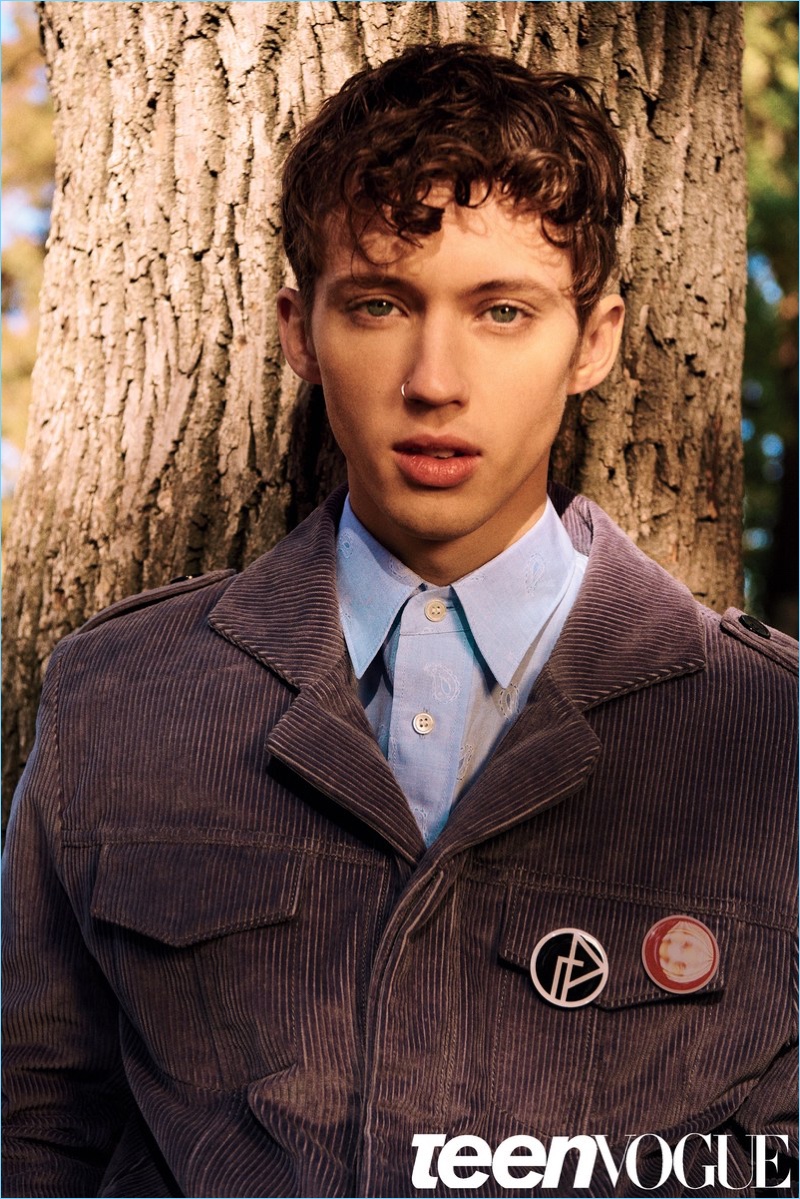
[207,485,707,860]
[208,489,425,862]
[264,670,426,863]
[431,668,602,858]
[429,486,708,857]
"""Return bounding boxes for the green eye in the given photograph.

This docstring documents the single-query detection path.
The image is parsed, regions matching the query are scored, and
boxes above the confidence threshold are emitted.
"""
[489,304,520,324]
[363,299,395,317]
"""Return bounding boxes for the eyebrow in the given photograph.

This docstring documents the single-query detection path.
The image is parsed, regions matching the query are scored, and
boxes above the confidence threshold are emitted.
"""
[324,273,401,301]
[466,278,561,304]
[324,273,562,304]
[462,275,563,304]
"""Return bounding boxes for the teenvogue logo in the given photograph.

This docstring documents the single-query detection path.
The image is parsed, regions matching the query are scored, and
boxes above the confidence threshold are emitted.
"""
[410,1133,792,1190]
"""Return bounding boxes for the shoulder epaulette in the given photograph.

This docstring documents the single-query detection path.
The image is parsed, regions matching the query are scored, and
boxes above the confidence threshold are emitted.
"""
[719,607,798,673]
[78,569,237,634]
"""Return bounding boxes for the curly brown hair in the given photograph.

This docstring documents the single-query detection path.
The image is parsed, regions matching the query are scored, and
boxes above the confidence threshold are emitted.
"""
[280,42,627,328]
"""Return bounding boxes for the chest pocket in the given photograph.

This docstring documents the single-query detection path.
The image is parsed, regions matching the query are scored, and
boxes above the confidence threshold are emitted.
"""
[491,887,729,1138]
[90,841,303,1090]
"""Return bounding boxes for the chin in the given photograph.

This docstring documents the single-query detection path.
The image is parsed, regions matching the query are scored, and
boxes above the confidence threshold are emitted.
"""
[393,511,486,545]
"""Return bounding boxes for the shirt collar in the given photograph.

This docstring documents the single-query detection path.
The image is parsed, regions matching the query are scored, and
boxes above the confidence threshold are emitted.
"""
[336,495,582,687]
[451,501,581,687]
[337,497,422,678]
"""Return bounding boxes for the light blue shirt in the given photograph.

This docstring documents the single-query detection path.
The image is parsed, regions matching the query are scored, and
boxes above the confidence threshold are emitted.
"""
[337,496,587,845]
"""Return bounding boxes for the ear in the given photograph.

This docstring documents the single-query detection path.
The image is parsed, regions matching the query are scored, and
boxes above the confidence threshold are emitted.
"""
[276,286,323,385]
[567,294,625,394]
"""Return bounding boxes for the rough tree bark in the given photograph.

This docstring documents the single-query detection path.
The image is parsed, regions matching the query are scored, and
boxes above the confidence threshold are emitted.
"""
[3,1,746,818]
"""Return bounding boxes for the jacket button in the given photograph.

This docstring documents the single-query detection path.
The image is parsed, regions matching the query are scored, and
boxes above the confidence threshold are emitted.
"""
[739,613,771,639]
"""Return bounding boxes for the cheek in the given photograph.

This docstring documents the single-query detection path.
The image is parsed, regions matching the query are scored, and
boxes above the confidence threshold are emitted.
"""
[319,349,391,429]
[321,384,374,464]
[317,339,372,403]
[499,348,573,404]
[511,390,567,443]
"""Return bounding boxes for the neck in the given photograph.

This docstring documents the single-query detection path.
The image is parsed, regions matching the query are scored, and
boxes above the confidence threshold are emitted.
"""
[356,497,549,586]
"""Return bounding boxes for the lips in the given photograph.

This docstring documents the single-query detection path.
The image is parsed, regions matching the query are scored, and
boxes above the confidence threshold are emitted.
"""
[392,437,481,488]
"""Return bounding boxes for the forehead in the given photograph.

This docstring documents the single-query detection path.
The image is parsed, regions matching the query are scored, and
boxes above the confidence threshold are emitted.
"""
[318,192,575,299]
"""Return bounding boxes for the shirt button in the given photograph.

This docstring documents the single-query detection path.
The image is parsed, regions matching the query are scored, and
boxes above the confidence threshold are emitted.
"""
[424,598,447,622]
[412,711,435,735]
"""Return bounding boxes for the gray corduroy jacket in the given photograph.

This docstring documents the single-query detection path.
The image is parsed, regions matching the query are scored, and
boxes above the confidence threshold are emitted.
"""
[3,485,797,1198]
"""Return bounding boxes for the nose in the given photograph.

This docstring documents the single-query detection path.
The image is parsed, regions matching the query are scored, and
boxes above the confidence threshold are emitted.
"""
[403,312,467,407]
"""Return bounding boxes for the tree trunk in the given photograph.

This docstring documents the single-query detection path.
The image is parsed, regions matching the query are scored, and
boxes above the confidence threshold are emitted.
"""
[2,0,746,819]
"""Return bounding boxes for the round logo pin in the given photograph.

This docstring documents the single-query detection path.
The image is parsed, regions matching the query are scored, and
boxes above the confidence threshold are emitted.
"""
[641,915,719,994]
[530,928,609,1008]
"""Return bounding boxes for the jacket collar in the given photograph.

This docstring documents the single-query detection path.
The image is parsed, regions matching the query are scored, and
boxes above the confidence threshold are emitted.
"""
[209,483,705,706]
[208,488,350,690]
[545,483,706,707]
[207,484,706,862]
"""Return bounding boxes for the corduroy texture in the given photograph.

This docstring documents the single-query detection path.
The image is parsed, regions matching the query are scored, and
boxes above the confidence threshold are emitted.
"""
[3,486,797,1198]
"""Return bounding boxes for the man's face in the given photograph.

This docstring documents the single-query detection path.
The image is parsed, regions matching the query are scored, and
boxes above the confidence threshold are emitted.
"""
[278,192,622,583]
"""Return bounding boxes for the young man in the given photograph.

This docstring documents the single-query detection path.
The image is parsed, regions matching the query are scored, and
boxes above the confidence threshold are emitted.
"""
[4,43,797,1198]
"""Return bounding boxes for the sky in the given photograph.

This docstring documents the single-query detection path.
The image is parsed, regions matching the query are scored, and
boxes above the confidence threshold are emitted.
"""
[1,1,20,43]
[1,1,51,251]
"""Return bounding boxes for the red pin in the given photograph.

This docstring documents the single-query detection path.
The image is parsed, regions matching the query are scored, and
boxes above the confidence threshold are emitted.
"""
[641,915,719,994]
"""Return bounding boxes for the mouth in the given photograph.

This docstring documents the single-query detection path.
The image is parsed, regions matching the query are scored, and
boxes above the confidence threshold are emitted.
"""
[393,437,480,459]
[391,438,481,488]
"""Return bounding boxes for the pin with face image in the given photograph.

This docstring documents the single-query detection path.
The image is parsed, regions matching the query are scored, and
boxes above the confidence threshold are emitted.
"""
[529,928,609,1008]
[641,915,719,994]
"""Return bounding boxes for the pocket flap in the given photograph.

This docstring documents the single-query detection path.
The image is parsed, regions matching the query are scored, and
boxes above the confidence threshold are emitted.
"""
[91,841,303,946]
[498,887,726,1008]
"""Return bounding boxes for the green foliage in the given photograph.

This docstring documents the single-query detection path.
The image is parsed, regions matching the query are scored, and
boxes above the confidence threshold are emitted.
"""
[1,0,53,536]
[1,1,54,201]
[741,1,798,634]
